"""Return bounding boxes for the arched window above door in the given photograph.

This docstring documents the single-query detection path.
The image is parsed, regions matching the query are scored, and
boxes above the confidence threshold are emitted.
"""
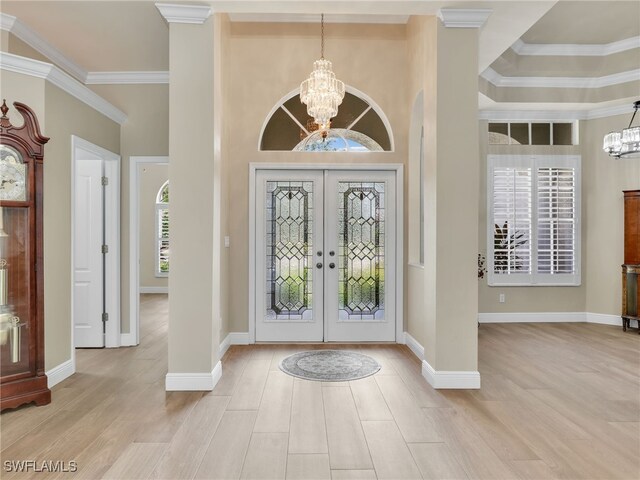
[259,87,394,152]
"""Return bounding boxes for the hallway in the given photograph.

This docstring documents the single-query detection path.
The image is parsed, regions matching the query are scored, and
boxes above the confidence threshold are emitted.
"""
[1,294,638,479]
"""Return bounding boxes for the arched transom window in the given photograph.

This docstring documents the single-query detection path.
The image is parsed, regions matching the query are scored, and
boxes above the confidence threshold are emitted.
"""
[156,181,169,276]
[260,87,394,152]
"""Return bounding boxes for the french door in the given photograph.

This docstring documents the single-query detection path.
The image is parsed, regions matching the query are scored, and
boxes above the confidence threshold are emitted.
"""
[255,169,396,342]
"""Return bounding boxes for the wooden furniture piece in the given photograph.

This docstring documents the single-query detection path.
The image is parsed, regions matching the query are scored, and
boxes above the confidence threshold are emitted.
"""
[0,100,51,410]
[622,190,640,333]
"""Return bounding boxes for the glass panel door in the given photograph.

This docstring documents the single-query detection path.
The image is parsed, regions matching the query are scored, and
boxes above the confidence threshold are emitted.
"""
[255,169,396,342]
[255,170,324,341]
[325,171,396,341]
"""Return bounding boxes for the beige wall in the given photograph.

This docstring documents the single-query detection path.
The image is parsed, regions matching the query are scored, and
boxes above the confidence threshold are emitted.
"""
[478,115,639,318]
[89,84,169,334]
[478,122,586,313]
[226,22,409,335]
[0,70,121,371]
[405,16,427,348]
[3,32,50,63]
[43,83,120,369]
[583,115,640,316]
[138,163,169,288]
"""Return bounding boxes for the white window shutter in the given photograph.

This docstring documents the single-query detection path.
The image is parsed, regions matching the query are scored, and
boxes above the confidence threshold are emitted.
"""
[488,155,580,286]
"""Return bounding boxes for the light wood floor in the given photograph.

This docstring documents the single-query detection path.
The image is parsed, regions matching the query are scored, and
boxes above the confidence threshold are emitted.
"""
[1,294,639,479]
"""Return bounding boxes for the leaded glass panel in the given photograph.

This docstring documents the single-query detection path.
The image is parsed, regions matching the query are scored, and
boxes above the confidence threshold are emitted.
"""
[338,182,385,321]
[266,181,314,320]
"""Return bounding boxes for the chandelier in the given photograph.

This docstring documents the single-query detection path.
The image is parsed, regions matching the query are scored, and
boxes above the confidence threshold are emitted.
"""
[603,100,640,158]
[300,14,345,131]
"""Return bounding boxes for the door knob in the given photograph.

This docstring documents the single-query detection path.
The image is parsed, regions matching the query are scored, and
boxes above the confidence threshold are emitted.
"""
[329,251,335,256]
[316,262,323,269]
[317,251,322,256]
[329,263,336,269]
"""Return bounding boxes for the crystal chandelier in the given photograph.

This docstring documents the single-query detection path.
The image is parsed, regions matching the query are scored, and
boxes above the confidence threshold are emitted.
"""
[603,100,640,158]
[300,14,345,131]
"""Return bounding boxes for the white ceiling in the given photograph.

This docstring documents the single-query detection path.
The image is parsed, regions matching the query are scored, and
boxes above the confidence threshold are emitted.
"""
[2,0,637,112]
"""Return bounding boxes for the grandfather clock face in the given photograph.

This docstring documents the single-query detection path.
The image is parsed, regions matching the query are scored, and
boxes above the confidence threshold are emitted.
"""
[0,145,27,202]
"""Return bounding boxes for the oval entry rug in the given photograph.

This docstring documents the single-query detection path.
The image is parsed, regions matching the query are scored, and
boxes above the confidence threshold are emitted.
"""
[279,350,381,382]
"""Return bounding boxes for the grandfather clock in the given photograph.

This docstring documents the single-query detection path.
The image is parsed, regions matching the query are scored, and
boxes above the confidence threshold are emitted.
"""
[622,190,640,333]
[0,100,51,410]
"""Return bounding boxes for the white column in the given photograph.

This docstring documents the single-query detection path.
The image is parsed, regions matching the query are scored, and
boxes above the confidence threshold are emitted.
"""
[158,3,222,391]
[423,9,491,388]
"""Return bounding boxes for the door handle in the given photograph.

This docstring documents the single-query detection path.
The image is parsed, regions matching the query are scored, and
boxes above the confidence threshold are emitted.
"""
[329,263,336,269]
[329,251,335,256]
[316,262,323,269]
[317,251,322,256]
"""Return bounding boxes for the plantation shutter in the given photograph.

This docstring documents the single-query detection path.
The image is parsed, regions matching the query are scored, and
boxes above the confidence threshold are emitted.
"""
[158,207,170,274]
[491,165,532,276]
[488,155,580,286]
[536,160,578,277]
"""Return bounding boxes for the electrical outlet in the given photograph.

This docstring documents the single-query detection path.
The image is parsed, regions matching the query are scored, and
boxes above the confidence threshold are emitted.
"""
[499,293,506,303]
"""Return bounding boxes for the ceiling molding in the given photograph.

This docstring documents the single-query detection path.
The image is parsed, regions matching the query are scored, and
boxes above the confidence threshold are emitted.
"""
[85,71,170,85]
[481,67,640,89]
[0,52,127,125]
[156,3,212,24]
[511,36,640,57]
[437,9,492,28]
[0,13,88,82]
[227,13,410,24]
[479,103,631,121]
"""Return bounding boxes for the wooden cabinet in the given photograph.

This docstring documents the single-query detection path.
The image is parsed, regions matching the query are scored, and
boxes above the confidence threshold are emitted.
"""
[622,190,640,333]
[0,100,51,410]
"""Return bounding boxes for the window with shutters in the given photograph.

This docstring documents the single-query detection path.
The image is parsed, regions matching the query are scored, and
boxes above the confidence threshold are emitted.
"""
[156,181,169,277]
[487,155,580,286]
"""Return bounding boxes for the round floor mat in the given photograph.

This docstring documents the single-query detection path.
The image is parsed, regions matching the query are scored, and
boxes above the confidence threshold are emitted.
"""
[279,350,381,382]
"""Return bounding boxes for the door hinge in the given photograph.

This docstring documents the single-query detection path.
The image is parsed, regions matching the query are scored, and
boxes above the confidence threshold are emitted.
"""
[102,312,109,322]
[101,176,109,186]
[101,244,109,254]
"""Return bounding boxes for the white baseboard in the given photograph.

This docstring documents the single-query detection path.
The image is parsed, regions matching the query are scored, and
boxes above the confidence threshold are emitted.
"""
[218,333,231,359]
[165,361,222,391]
[422,360,481,389]
[479,311,635,328]
[478,312,586,323]
[46,358,75,388]
[120,332,138,347]
[403,331,480,389]
[218,332,250,359]
[140,286,169,294]
[404,332,424,361]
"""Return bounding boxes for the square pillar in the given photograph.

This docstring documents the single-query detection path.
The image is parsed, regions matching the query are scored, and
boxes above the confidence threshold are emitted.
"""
[158,3,222,391]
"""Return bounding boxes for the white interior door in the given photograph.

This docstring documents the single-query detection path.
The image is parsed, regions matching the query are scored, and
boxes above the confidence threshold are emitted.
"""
[324,171,396,341]
[255,168,397,342]
[255,170,324,341]
[74,159,104,347]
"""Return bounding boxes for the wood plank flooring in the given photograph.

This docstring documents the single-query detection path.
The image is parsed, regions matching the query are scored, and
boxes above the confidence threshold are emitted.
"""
[1,294,639,479]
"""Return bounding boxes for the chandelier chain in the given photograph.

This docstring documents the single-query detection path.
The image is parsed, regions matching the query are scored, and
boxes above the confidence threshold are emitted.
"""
[321,13,324,59]
[628,101,640,128]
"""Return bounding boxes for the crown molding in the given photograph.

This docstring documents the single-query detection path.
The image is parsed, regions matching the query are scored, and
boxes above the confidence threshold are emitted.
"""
[437,9,492,28]
[0,13,88,82]
[0,52,127,125]
[511,36,640,57]
[227,13,410,24]
[85,71,170,84]
[156,3,212,24]
[481,67,640,89]
[479,102,631,121]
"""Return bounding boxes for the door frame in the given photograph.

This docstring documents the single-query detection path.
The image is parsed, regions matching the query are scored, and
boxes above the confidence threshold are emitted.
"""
[71,135,120,353]
[248,163,404,344]
[128,156,169,347]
